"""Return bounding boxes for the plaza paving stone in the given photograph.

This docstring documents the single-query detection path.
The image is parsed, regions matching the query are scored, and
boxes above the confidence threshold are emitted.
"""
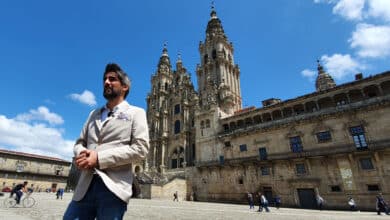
[0,192,386,220]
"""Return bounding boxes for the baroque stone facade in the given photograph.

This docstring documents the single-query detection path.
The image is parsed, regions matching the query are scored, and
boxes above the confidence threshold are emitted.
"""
[0,149,71,192]
[145,8,390,210]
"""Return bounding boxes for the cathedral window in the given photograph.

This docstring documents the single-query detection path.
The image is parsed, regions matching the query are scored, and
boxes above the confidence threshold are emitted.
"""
[290,136,303,153]
[259,147,267,160]
[316,131,332,143]
[359,158,374,170]
[165,82,168,90]
[239,144,247,152]
[204,54,209,64]
[367,184,380,191]
[219,155,224,165]
[206,119,210,128]
[350,125,368,149]
[200,121,205,129]
[261,166,270,176]
[330,185,342,192]
[212,49,217,60]
[174,120,181,134]
[174,104,181,114]
[223,124,229,131]
[295,163,306,175]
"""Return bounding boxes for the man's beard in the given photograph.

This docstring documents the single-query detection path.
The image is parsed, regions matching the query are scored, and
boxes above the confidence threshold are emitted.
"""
[103,87,121,100]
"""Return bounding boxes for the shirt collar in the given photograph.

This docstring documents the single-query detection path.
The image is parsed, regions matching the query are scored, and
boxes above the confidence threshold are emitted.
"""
[102,100,128,113]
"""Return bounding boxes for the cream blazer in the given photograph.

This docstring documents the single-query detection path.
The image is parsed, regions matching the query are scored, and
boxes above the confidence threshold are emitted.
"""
[72,101,149,203]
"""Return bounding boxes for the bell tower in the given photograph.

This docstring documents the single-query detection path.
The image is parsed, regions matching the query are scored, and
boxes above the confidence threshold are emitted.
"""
[196,5,242,116]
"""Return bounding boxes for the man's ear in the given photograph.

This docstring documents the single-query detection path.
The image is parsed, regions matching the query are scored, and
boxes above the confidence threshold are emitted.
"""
[122,85,129,93]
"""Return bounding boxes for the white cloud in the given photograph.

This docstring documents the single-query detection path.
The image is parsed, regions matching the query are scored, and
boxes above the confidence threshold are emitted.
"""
[349,23,390,58]
[15,106,64,125]
[0,115,74,161]
[332,0,365,21]
[301,69,317,81]
[367,0,390,22]
[69,90,97,106]
[321,54,363,79]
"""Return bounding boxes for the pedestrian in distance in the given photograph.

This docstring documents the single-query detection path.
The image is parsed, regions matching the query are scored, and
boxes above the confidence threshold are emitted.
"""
[63,63,149,220]
[347,197,357,211]
[260,194,270,212]
[274,195,281,209]
[376,193,390,215]
[316,194,325,211]
[247,192,255,210]
[257,192,263,212]
[173,191,179,202]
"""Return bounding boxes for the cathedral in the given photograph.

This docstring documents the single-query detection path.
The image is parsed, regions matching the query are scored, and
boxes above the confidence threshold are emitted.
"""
[143,7,390,210]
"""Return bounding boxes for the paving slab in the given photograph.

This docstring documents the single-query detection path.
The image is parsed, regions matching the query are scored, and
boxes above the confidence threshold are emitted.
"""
[0,193,386,220]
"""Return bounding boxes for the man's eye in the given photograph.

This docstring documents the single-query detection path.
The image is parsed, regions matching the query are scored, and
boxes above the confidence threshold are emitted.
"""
[104,76,118,82]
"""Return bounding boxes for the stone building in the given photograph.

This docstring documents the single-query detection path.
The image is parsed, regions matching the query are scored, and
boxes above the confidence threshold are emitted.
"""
[144,6,390,210]
[0,149,71,192]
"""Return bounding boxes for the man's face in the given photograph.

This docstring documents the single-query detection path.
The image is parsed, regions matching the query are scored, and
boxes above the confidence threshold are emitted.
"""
[103,72,128,100]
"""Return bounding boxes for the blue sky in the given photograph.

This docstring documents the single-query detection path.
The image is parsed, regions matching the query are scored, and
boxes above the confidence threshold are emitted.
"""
[0,0,389,161]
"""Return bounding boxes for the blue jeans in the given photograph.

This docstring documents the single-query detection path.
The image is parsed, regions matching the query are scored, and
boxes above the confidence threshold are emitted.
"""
[63,175,127,220]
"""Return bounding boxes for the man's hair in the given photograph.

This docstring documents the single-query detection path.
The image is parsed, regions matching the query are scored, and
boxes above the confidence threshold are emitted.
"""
[23,181,28,185]
[104,63,131,98]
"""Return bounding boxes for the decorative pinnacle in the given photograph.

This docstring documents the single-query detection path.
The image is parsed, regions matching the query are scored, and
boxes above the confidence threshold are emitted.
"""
[177,51,182,62]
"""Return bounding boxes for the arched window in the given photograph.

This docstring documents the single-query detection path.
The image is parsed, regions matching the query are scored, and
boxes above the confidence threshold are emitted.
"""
[204,54,209,64]
[170,147,185,169]
[206,119,210,128]
[174,104,180,114]
[174,120,181,134]
[165,82,168,90]
[212,49,217,59]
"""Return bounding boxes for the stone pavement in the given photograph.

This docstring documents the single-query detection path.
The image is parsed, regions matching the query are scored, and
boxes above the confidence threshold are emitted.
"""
[0,193,386,220]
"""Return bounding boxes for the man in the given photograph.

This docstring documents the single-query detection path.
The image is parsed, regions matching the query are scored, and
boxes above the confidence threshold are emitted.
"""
[173,191,179,202]
[316,194,325,211]
[247,192,254,210]
[63,63,149,220]
[376,193,390,215]
[10,181,28,204]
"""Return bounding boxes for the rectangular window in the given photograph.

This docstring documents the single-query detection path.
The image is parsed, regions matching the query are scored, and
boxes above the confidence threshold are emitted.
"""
[290,136,303,153]
[350,125,368,149]
[367,184,380,191]
[259,147,267,160]
[330,185,342,192]
[224,141,231,147]
[219,155,224,165]
[316,131,332,143]
[239,144,247,152]
[174,104,180,114]
[171,159,177,168]
[261,166,270,176]
[296,163,306,175]
[359,158,374,170]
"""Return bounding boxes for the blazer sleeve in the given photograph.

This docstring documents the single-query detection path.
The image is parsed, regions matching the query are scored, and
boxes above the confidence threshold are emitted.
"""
[73,110,96,156]
[98,107,150,169]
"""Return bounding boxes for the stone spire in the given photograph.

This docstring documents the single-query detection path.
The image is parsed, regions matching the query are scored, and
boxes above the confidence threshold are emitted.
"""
[205,2,227,41]
[158,42,171,71]
[196,1,242,115]
[316,60,336,92]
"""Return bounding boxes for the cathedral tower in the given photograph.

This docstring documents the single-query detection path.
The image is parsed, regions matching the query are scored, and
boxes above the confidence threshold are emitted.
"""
[315,60,336,91]
[146,45,197,176]
[196,6,242,116]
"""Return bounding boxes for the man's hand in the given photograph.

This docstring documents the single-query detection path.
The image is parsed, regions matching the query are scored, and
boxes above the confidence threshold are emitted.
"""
[75,149,99,170]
